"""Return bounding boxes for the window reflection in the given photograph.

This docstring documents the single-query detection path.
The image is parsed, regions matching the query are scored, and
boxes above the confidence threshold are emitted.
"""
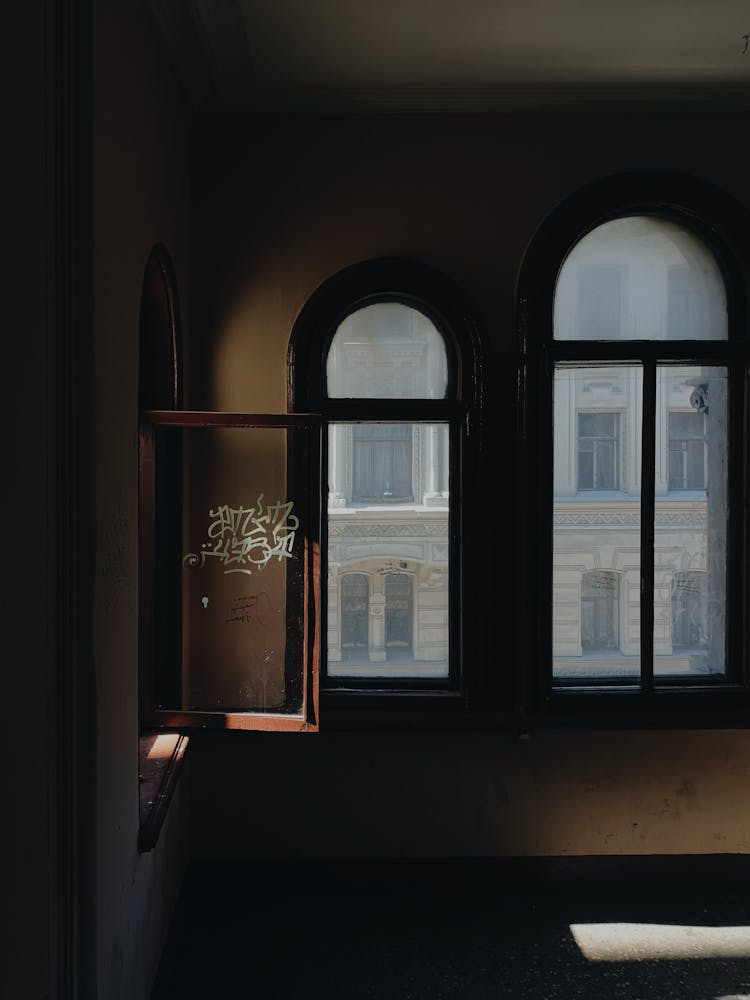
[554,216,727,341]
[327,302,448,398]
[553,366,727,680]
[325,300,452,681]
[328,422,449,679]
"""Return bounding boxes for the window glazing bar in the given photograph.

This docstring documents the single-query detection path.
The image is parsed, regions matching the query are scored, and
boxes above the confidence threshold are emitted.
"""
[640,362,656,692]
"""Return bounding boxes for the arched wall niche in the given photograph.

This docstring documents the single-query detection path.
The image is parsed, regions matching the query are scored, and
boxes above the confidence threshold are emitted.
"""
[138,243,182,411]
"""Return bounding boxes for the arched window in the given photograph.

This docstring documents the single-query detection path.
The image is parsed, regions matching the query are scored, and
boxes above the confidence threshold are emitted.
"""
[138,244,181,411]
[290,258,481,693]
[520,173,750,707]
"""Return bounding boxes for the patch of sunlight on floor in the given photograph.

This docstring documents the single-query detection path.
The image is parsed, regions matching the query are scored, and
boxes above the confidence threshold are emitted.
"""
[570,923,750,962]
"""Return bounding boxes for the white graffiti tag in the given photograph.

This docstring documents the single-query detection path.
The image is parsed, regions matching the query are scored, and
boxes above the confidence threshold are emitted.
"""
[183,496,299,575]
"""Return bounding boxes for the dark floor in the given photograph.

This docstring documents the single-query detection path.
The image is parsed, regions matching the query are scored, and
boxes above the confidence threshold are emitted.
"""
[152,861,750,999]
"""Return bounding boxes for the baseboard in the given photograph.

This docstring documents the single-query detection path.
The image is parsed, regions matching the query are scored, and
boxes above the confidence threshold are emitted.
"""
[182,854,750,902]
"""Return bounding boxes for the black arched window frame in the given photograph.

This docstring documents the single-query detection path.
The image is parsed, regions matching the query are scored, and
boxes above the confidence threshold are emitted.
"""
[518,172,750,720]
[289,258,484,704]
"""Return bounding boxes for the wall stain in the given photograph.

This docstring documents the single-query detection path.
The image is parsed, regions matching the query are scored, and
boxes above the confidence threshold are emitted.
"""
[675,779,698,808]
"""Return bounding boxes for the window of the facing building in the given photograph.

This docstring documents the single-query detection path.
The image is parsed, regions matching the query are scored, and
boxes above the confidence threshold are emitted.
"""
[520,173,750,716]
[290,259,482,700]
[577,412,621,491]
[668,410,707,491]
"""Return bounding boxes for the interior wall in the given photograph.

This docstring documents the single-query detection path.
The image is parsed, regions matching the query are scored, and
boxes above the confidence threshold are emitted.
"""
[189,113,750,410]
[5,4,54,996]
[189,112,750,860]
[94,3,191,997]
[191,728,750,858]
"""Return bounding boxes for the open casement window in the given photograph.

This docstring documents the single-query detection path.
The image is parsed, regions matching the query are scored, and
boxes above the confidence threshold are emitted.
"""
[140,412,321,731]
[519,173,750,718]
[289,258,483,702]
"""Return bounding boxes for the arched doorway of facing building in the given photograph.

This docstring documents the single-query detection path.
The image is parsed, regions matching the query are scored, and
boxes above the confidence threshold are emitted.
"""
[340,573,369,662]
[385,572,413,660]
[581,570,620,652]
[671,571,707,651]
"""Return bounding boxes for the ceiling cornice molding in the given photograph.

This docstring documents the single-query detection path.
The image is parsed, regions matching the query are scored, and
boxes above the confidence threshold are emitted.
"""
[144,0,750,114]
[234,81,750,114]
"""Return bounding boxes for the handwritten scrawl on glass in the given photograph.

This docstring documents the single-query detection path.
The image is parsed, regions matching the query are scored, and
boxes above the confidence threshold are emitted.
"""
[183,496,299,576]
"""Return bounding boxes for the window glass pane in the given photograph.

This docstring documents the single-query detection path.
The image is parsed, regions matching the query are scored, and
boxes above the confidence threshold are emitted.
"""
[655,366,727,678]
[577,266,623,339]
[553,366,642,680]
[153,425,311,714]
[554,217,727,341]
[328,422,449,679]
[327,303,448,398]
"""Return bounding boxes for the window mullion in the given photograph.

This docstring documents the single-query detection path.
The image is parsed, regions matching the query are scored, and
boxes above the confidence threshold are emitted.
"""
[640,361,656,693]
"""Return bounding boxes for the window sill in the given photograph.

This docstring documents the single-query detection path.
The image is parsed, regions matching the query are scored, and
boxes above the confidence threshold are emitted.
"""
[320,687,471,728]
[138,731,189,853]
[318,684,750,730]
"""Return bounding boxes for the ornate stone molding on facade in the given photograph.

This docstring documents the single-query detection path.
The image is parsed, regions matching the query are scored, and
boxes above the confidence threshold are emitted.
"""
[329,521,450,537]
[554,510,706,528]
[655,511,707,528]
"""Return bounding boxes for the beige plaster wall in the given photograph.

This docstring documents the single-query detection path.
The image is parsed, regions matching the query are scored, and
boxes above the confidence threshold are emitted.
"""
[189,112,750,860]
[190,113,750,409]
[191,728,750,858]
[94,3,191,997]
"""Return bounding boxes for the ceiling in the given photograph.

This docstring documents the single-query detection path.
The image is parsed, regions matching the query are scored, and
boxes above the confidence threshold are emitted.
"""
[147,0,750,111]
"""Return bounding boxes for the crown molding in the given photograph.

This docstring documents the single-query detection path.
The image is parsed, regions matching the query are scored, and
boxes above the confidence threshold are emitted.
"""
[234,81,750,114]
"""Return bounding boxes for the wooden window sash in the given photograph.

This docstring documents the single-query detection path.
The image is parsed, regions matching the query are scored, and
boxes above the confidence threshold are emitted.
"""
[139,411,321,733]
